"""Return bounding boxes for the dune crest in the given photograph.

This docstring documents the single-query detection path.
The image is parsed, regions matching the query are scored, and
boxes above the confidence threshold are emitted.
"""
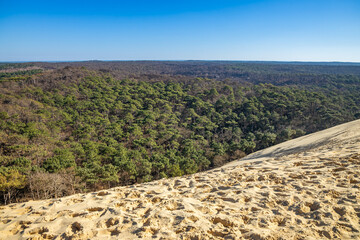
[1,119,360,239]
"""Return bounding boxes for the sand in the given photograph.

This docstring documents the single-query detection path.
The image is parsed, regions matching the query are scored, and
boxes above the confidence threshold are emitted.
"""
[1,119,360,240]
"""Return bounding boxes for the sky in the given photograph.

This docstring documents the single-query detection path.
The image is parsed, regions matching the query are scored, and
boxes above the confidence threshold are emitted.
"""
[0,0,359,62]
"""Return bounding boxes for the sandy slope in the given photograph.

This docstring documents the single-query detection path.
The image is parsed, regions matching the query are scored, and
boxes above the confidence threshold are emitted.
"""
[1,119,360,240]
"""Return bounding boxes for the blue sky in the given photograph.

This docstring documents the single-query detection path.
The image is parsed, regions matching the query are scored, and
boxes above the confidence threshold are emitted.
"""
[0,0,359,62]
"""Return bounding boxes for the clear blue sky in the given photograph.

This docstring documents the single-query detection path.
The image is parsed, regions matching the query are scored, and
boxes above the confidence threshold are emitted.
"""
[0,0,359,62]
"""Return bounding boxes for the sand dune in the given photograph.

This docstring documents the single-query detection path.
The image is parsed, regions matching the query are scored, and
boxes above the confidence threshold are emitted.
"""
[1,119,360,239]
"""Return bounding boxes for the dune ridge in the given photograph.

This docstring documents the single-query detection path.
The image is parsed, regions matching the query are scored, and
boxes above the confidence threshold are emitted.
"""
[1,119,360,239]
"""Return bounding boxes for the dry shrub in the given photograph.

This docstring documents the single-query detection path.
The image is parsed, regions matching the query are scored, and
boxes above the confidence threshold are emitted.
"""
[212,154,228,167]
[28,171,77,200]
[231,150,246,160]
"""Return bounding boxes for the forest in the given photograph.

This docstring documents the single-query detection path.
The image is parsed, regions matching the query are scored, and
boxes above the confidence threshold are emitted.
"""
[0,61,359,204]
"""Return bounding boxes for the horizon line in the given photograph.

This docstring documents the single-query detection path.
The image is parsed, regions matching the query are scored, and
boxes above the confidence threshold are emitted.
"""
[1,60,360,64]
